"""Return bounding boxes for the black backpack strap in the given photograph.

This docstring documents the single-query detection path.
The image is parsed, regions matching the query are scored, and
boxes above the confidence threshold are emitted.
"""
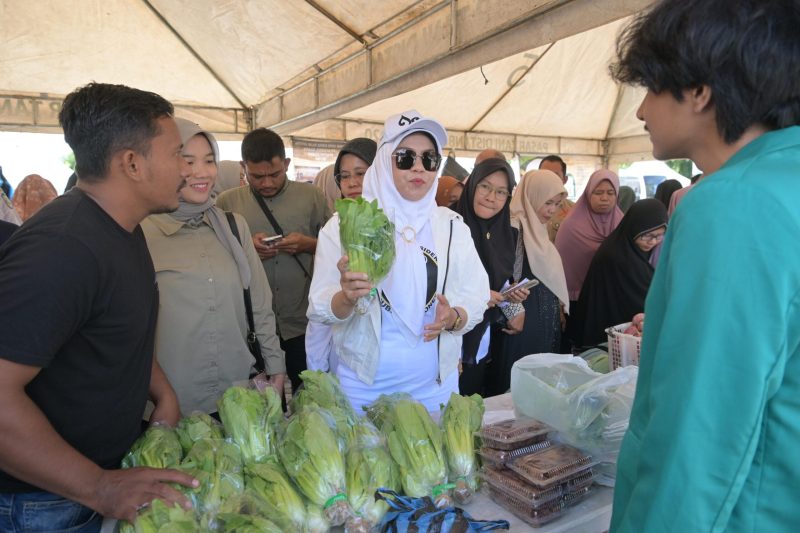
[225,211,266,373]
[250,187,311,279]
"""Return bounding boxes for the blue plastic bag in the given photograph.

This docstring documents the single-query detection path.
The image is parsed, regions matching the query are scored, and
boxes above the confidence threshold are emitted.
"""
[377,489,509,532]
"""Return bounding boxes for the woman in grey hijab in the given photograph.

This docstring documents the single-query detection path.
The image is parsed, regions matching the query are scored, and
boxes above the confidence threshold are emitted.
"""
[141,118,286,416]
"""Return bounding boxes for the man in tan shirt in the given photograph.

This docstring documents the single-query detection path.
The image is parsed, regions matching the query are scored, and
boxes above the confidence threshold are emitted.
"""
[540,155,575,242]
[217,128,332,394]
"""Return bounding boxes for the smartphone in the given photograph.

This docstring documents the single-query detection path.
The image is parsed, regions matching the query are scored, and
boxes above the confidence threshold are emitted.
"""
[261,235,283,245]
[501,278,539,296]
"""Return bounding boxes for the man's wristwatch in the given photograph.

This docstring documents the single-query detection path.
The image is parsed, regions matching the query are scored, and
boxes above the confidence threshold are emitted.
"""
[447,308,463,331]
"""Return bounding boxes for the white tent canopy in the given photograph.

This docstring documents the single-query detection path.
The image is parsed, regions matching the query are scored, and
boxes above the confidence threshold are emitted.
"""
[0,0,654,162]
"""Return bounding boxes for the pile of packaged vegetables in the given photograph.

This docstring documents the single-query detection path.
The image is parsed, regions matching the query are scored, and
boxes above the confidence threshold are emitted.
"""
[477,417,595,527]
[118,371,488,532]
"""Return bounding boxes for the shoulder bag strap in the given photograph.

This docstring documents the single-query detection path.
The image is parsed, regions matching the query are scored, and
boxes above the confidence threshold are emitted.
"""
[250,188,312,279]
[225,211,266,373]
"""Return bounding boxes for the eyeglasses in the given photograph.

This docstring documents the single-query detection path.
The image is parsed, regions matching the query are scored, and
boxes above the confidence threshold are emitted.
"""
[334,170,366,183]
[392,148,441,171]
[475,181,510,200]
[637,231,665,243]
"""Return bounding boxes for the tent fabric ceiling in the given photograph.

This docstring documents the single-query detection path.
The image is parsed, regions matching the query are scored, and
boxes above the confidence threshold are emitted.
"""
[0,0,651,157]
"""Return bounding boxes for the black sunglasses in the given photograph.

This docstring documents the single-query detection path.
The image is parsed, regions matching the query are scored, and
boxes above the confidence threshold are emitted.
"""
[392,148,442,171]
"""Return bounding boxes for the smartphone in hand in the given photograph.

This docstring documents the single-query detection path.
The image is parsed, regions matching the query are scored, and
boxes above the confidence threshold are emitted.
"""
[261,234,283,246]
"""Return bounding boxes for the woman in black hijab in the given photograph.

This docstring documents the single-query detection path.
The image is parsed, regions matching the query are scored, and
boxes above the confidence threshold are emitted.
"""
[654,179,683,208]
[572,198,668,348]
[453,158,528,396]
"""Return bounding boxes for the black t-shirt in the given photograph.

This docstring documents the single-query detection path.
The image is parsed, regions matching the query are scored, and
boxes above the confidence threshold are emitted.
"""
[0,188,158,493]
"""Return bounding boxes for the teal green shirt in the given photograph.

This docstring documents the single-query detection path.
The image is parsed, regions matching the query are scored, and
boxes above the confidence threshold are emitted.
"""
[612,126,800,532]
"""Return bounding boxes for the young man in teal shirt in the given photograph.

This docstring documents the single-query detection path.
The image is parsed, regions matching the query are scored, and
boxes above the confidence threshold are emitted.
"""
[609,1,800,531]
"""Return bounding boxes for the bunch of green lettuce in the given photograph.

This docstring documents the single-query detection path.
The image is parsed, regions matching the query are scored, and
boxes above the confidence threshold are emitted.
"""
[214,512,282,533]
[279,407,353,526]
[218,386,282,463]
[440,392,484,504]
[176,412,224,454]
[179,438,244,518]
[377,395,450,505]
[292,370,358,450]
[118,499,198,533]
[244,462,312,532]
[363,392,414,431]
[336,197,395,284]
[345,437,400,532]
[121,425,183,469]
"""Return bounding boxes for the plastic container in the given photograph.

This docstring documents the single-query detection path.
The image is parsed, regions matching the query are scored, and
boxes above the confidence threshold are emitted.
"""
[606,322,641,370]
[480,466,563,508]
[486,485,564,528]
[477,439,552,467]
[562,485,592,507]
[477,417,552,451]
[563,469,595,493]
[507,444,593,488]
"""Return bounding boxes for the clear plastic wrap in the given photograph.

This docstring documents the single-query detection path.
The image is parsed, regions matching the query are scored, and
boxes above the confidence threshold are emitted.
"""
[476,417,552,451]
[510,353,638,484]
[217,385,283,464]
[179,438,244,520]
[477,439,552,467]
[336,197,396,285]
[487,485,565,527]
[480,466,563,508]
[506,443,593,488]
[121,423,183,469]
[441,392,484,504]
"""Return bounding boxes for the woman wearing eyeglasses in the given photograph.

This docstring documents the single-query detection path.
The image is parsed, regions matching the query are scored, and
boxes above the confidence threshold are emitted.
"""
[452,159,530,397]
[570,198,668,348]
[486,169,572,396]
[306,138,376,374]
[308,110,489,413]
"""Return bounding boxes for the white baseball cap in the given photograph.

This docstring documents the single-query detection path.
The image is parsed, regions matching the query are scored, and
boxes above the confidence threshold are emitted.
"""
[380,109,448,152]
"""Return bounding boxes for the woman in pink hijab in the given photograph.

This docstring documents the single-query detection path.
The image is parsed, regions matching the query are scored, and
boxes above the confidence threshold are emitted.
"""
[12,174,58,222]
[555,169,624,306]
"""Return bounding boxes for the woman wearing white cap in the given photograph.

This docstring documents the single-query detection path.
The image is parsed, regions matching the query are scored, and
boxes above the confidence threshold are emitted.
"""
[308,110,489,412]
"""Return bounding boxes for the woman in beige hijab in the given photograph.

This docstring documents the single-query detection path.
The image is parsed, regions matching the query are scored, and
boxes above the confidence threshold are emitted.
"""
[12,174,58,222]
[487,169,569,395]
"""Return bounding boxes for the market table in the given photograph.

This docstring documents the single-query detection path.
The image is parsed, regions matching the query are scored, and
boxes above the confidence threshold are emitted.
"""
[102,392,613,532]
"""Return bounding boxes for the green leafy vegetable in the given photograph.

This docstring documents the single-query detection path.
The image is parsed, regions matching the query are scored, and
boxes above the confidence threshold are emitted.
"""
[345,435,400,530]
[279,407,353,526]
[441,392,485,504]
[370,394,449,505]
[117,499,198,533]
[244,462,309,532]
[121,425,183,469]
[179,438,244,517]
[215,512,282,533]
[176,412,224,453]
[218,386,282,463]
[336,197,395,284]
[292,370,358,450]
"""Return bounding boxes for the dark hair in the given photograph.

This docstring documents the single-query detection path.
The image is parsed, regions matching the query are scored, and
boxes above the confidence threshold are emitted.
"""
[241,128,286,163]
[539,155,567,176]
[611,0,800,143]
[58,83,174,182]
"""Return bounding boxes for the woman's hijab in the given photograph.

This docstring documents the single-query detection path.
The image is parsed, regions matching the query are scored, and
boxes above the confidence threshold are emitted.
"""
[362,110,447,344]
[313,164,339,213]
[216,161,243,194]
[654,179,683,208]
[171,118,251,288]
[555,169,624,301]
[510,169,570,312]
[617,185,636,213]
[12,174,58,222]
[573,198,667,346]
[453,159,516,363]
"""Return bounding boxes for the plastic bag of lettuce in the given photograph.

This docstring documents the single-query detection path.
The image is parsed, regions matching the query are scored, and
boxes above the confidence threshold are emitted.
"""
[336,197,395,285]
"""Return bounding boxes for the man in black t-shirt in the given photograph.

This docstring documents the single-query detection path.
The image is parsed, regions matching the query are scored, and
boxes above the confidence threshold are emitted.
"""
[0,83,197,531]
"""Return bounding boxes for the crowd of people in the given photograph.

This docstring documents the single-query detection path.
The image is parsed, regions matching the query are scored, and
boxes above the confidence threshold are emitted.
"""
[0,0,798,531]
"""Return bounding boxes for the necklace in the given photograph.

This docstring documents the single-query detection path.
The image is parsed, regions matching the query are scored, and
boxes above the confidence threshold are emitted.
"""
[486,231,491,240]
[401,226,416,243]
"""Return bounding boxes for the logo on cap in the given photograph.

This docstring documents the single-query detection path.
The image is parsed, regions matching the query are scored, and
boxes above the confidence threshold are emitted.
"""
[398,115,420,126]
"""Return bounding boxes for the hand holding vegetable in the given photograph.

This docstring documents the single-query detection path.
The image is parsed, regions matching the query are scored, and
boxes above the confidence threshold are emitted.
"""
[89,467,198,522]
